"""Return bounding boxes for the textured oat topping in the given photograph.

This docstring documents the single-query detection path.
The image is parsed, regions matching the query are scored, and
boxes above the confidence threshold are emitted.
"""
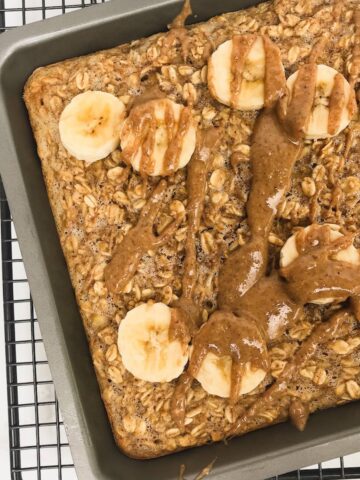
[24,0,360,459]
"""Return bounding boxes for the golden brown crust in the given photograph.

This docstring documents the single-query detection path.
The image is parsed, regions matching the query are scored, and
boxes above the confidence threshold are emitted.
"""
[24,0,360,459]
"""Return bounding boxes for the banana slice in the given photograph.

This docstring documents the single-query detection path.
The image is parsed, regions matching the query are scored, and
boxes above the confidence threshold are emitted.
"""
[280,224,360,304]
[208,35,283,111]
[59,91,125,164]
[117,302,189,383]
[195,352,266,398]
[120,99,197,176]
[286,65,355,139]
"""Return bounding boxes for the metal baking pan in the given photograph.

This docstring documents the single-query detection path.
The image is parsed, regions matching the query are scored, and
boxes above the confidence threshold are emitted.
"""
[0,1,359,479]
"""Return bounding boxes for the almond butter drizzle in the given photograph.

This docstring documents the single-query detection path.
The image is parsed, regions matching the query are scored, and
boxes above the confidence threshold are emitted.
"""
[234,274,301,341]
[218,38,296,307]
[163,106,192,175]
[230,35,285,109]
[182,129,220,297]
[348,89,358,120]
[282,62,318,141]
[308,35,327,64]
[218,109,301,310]
[289,399,310,432]
[140,103,157,174]
[169,129,221,346]
[121,109,152,172]
[281,227,360,304]
[230,35,257,108]
[169,0,192,29]
[161,0,193,62]
[263,35,286,108]
[277,36,327,141]
[104,179,182,293]
[189,310,269,397]
[161,28,190,61]
[328,73,346,135]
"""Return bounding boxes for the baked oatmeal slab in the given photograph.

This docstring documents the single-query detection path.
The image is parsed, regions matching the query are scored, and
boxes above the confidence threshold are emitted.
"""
[22,0,360,462]
[2,0,356,478]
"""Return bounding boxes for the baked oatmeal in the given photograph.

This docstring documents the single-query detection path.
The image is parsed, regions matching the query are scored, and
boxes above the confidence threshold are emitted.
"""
[24,0,360,459]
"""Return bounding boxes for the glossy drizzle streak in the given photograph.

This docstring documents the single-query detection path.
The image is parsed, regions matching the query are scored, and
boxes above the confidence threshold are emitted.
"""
[170,129,221,344]
[104,180,182,293]
[230,35,256,108]
[230,35,286,109]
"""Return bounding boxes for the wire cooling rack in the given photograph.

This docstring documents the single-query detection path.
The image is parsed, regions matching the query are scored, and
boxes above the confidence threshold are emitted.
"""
[1,1,360,479]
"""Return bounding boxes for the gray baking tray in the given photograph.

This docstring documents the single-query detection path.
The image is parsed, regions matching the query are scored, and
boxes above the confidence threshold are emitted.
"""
[0,1,359,479]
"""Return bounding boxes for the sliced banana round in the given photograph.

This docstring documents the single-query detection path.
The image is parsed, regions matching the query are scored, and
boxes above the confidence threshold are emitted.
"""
[208,35,283,111]
[59,91,125,164]
[195,352,266,398]
[286,65,355,139]
[120,99,197,177]
[117,302,189,383]
[280,224,360,304]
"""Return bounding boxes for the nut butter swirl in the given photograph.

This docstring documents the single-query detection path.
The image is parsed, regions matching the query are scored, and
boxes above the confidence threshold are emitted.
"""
[172,311,270,427]
[218,37,300,309]
[230,35,257,108]
[104,180,182,293]
[170,129,221,344]
[281,226,360,304]
[164,106,193,175]
[230,34,286,109]
[328,73,346,136]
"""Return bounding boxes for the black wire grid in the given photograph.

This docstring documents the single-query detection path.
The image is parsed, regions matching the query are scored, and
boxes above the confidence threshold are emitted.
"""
[1,1,360,479]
